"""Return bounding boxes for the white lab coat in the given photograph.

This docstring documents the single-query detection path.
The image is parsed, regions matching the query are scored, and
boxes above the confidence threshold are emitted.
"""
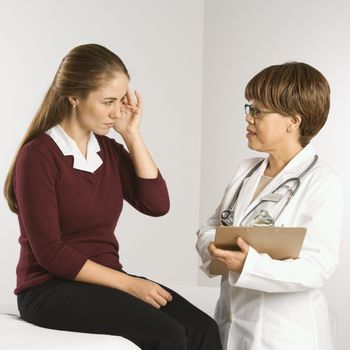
[196,143,344,350]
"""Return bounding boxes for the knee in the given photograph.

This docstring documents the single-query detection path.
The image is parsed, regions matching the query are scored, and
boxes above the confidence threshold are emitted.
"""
[205,316,221,336]
[195,313,219,333]
[144,318,187,350]
[189,314,222,350]
[163,322,188,348]
[207,315,219,329]
[189,313,221,342]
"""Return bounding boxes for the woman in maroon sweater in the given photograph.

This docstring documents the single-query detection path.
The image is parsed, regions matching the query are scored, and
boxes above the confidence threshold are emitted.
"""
[3,43,222,350]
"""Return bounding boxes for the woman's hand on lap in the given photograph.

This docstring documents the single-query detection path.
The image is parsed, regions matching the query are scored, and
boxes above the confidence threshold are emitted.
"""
[125,276,173,309]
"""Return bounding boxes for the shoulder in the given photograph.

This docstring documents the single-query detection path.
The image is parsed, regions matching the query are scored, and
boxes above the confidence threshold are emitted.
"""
[296,157,344,211]
[238,156,265,168]
[94,134,131,165]
[94,133,124,153]
[18,132,55,162]
[223,156,266,191]
[296,143,343,188]
[15,133,59,179]
[235,156,266,177]
[305,158,343,193]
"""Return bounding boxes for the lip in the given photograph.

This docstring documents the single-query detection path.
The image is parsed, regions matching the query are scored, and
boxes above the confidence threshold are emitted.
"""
[104,123,114,128]
[246,128,256,138]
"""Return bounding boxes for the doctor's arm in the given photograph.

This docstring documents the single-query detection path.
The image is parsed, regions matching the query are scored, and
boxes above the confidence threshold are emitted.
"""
[227,174,344,293]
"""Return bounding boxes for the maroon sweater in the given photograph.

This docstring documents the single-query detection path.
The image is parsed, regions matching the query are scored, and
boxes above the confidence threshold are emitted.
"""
[13,132,170,295]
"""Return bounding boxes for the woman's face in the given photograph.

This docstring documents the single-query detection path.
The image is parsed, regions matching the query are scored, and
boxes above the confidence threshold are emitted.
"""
[245,100,301,153]
[71,72,129,135]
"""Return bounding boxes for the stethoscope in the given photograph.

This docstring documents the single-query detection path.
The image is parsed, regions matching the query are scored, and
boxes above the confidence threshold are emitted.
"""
[220,154,319,227]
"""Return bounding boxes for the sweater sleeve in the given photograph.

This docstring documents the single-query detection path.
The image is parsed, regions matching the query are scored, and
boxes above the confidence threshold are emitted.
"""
[14,145,88,280]
[112,139,170,216]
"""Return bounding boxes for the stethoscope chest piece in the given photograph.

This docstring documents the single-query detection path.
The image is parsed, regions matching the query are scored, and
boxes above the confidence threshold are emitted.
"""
[220,210,234,226]
[251,209,274,227]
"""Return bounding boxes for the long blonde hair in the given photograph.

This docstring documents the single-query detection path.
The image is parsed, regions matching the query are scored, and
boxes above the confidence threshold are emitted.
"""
[4,43,129,214]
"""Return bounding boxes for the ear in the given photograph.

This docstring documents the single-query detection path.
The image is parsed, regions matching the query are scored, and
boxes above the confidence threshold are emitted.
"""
[68,96,79,107]
[287,115,302,132]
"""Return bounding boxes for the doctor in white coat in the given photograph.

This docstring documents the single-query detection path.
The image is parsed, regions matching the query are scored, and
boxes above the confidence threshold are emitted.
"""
[196,62,344,350]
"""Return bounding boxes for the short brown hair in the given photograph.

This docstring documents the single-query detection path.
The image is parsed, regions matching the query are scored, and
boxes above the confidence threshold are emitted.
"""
[245,62,330,147]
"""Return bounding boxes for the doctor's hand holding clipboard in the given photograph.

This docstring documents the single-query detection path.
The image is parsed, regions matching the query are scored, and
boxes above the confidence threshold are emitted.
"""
[208,225,307,275]
[208,236,249,273]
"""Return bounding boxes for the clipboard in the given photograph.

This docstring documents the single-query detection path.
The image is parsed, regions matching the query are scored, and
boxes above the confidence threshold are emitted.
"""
[209,226,307,275]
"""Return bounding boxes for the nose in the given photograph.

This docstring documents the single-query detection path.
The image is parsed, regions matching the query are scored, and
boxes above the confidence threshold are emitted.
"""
[109,101,121,119]
[245,113,255,124]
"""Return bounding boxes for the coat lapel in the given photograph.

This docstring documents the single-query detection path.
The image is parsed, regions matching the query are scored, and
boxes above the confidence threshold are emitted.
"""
[233,157,268,225]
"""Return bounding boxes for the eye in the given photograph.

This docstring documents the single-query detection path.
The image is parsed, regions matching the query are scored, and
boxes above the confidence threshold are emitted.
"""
[251,107,261,117]
[105,101,114,106]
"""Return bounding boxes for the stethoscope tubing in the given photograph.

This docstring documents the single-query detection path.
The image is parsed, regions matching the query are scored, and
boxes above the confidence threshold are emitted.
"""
[221,154,319,226]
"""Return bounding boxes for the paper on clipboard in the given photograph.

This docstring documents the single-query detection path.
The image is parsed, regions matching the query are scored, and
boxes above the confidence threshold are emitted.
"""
[209,226,307,275]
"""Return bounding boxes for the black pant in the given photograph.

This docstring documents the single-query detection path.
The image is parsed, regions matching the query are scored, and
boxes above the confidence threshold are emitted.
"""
[17,271,223,350]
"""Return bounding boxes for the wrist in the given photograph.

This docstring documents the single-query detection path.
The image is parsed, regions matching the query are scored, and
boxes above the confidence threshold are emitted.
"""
[113,270,134,292]
[121,130,142,142]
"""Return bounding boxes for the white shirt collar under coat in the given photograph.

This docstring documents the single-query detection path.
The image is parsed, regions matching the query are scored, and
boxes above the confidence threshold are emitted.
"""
[45,124,103,173]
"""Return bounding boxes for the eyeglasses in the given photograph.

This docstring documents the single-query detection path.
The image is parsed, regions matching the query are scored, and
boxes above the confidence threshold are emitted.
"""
[245,104,275,120]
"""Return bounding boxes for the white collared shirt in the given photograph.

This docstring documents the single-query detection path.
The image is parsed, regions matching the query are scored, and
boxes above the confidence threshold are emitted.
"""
[45,124,103,173]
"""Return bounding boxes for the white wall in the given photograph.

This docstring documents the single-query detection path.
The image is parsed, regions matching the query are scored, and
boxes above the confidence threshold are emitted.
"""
[0,0,204,303]
[198,1,350,349]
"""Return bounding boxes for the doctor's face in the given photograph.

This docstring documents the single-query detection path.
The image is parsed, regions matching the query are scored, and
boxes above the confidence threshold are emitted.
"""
[245,100,298,153]
[70,72,129,136]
